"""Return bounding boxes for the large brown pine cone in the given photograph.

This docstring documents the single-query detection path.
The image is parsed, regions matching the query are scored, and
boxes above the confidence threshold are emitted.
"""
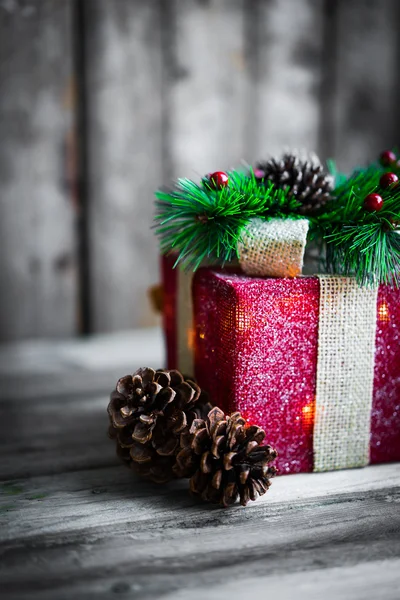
[255,151,334,214]
[108,367,212,483]
[174,407,278,507]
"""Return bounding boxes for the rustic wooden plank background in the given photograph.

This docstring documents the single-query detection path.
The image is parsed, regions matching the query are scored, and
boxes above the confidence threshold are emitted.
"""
[1,0,400,341]
[84,0,164,333]
[0,0,78,340]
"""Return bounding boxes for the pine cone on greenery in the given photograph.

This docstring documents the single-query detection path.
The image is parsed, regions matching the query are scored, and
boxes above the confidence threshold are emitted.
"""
[108,367,212,483]
[255,151,334,214]
[174,407,278,507]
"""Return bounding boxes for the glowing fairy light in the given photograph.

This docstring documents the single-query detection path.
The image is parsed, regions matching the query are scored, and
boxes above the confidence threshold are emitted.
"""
[378,301,390,322]
[302,402,315,428]
[235,304,253,334]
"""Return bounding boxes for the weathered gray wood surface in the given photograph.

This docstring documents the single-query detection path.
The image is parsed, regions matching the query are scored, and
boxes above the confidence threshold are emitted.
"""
[250,0,325,163]
[168,0,247,176]
[0,331,399,599]
[0,0,78,341]
[84,0,163,333]
[332,0,400,171]
[1,0,400,341]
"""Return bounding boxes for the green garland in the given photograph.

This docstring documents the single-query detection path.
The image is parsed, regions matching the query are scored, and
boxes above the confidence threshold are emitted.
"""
[155,169,301,270]
[312,165,400,286]
[154,151,400,285]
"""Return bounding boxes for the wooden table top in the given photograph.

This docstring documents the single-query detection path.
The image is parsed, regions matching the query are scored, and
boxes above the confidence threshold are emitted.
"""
[1,328,399,600]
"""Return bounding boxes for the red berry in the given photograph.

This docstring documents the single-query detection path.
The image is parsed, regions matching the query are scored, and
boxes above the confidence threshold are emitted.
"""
[379,150,396,166]
[380,172,399,189]
[363,193,384,212]
[208,171,229,190]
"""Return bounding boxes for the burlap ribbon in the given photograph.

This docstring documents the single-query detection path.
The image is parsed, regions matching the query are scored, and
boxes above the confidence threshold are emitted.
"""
[313,276,378,471]
[237,217,309,278]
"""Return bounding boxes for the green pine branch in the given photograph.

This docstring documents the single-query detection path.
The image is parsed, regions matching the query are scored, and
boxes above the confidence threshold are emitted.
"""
[312,163,400,286]
[154,152,400,284]
[325,224,400,286]
[155,169,302,270]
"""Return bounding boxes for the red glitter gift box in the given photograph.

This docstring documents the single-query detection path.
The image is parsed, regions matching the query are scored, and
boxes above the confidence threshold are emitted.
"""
[191,269,400,474]
[162,255,400,474]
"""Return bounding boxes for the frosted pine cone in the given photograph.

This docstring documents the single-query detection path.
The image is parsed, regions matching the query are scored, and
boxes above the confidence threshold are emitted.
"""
[174,407,278,506]
[255,151,334,214]
[108,367,212,483]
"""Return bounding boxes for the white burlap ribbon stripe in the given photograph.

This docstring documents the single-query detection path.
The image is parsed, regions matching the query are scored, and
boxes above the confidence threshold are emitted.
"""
[313,276,378,471]
[238,217,309,278]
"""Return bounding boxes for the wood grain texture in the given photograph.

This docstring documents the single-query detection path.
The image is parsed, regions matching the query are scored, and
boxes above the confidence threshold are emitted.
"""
[0,466,399,599]
[84,0,163,333]
[0,0,78,341]
[167,0,247,178]
[0,392,118,480]
[1,462,399,543]
[2,1,400,341]
[332,0,400,171]
[249,0,325,163]
[167,561,400,600]
[0,328,164,480]
[0,333,399,599]
[0,327,164,399]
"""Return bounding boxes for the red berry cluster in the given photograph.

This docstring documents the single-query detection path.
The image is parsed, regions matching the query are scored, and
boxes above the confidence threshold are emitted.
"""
[363,150,399,213]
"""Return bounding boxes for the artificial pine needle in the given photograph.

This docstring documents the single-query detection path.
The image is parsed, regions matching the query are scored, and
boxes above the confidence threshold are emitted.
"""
[155,155,400,285]
[155,170,302,270]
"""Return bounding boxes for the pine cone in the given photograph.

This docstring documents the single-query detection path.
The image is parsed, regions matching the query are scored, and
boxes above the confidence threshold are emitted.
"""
[108,367,212,483]
[255,151,334,214]
[174,407,278,507]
